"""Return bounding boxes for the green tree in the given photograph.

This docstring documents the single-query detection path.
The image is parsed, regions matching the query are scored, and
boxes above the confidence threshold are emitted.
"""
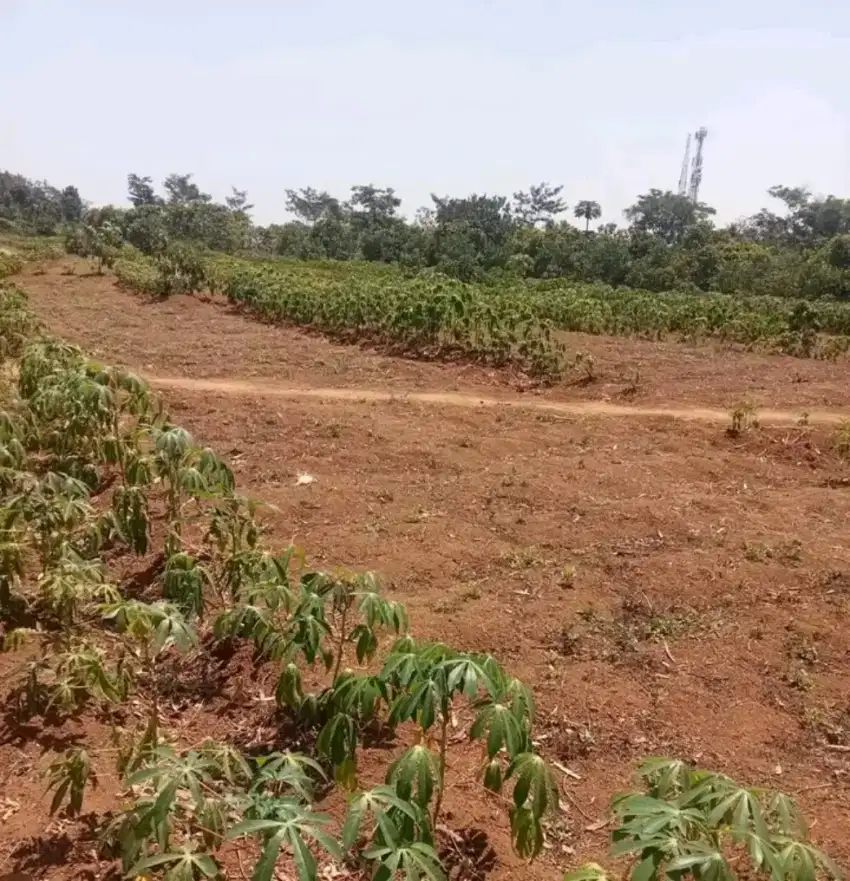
[225,187,253,215]
[624,189,716,244]
[512,182,567,227]
[163,173,211,206]
[574,200,602,233]
[60,186,84,223]
[127,174,162,208]
[285,187,342,224]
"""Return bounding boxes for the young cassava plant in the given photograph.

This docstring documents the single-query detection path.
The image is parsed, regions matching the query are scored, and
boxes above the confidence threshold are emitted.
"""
[564,757,842,881]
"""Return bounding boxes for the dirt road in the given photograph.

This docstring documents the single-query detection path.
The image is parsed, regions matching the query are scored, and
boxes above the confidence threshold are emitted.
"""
[149,375,848,424]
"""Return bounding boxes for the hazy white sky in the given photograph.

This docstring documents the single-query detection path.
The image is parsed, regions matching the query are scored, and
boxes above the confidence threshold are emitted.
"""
[1,1,849,225]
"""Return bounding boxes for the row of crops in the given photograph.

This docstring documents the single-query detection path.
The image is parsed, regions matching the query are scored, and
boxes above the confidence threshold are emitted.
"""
[116,253,568,380]
[113,249,850,374]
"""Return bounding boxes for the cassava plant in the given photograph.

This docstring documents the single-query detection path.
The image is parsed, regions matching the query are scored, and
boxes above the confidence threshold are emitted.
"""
[101,599,197,753]
[147,425,234,553]
[564,757,842,881]
[381,638,559,856]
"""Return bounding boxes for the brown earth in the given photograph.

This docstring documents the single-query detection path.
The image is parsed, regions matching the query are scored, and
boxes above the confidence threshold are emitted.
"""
[2,260,850,881]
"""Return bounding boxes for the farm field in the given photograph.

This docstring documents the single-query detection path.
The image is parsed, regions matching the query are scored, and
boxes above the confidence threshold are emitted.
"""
[2,258,850,881]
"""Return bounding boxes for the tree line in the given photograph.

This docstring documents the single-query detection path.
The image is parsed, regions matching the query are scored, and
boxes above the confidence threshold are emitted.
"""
[4,167,850,299]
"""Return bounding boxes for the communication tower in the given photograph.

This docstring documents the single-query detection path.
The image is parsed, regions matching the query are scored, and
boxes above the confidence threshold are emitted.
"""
[687,127,708,203]
[677,133,691,197]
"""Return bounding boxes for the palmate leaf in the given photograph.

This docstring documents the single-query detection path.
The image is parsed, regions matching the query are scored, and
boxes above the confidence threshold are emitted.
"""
[509,805,544,860]
[363,841,447,881]
[437,655,500,701]
[228,805,342,881]
[613,794,707,843]
[503,676,535,725]
[666,842,734,881]
[198,447,234,494]
[389,676,441,732]
[380,637,423,689]
[163,552,212,619]
[469,701,529,759]
[198,739,252,787]
[703,784,770,842]
[483,758,503,793]
[636,756,697,799]
[506,752,559,821]
[252,752,325,800]
[103,600,197,655]
[47,748,96,817]
[316,712,358,787]
[357,591,408,634]
[289,603,332,667]
[111,485,149,555]
[775,838,845,881]
[154,426,193,463]
[351,623,380,664]
[331,671,388,722]
[129,847,220,880]
[386,745,439,810]
[766,791,807,838]
[341,785,423,850]
[275,662,304,711]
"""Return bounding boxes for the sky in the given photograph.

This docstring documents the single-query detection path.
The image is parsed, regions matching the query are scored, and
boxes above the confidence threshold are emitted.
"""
[1,0,849,226]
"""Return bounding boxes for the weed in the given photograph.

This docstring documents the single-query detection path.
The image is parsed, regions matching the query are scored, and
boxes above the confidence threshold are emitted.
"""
[834,420,850,460]
[784,664,814,692]
[803,703,850,746]
[727,397,759,435]
[572,351,596,383]
[502,546,549,570]
[621,365,641,398]
[569,598,705,662]
[743,537,803,566]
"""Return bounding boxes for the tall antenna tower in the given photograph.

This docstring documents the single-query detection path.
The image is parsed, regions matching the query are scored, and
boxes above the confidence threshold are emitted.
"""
[687,127,708,203]
[677,133,691,197]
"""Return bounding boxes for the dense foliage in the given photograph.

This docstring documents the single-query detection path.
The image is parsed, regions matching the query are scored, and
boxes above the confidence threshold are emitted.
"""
[6,167,850,300]
[111,250,850,368]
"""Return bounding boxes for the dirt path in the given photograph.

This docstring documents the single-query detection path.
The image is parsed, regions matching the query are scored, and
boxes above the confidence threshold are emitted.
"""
[149,374,848,425]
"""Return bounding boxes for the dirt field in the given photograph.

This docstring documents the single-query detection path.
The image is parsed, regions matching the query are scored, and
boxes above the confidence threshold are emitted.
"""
[3,260,850,881]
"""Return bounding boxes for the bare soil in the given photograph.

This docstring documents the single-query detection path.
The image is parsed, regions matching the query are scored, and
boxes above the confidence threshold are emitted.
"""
[3,260,850,881]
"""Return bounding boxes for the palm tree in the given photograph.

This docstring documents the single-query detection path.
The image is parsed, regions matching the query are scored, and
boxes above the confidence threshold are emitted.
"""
[574,200,602,233]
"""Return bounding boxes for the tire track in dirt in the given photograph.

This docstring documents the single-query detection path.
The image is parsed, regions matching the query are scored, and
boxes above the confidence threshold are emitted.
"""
[149,375,849,425]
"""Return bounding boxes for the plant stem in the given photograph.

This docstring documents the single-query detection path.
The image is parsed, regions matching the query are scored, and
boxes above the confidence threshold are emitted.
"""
[332,606,348,681]
[112,407,127,489]
[432,705,451,827]
[143,641,158,750]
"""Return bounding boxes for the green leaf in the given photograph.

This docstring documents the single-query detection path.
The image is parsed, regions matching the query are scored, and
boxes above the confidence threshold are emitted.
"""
[631,853,662,881]
[483,758,503,793]
[275,663,304,710]
[510,806,544,859]
[506,752,559,819]
[387,745,438,809]
[469,701,526,759]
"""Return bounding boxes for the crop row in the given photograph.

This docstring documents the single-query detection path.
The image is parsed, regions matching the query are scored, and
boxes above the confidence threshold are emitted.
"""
[114,249,850,367]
